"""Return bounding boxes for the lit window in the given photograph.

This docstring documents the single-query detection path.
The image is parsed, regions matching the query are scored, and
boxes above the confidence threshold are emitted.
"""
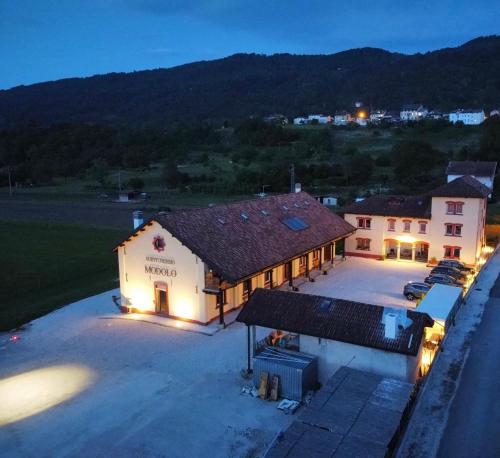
[403,220,411,232]
[444,246,461,259]
[264,270,272,288]
[388,219,395,231]
[356,238,371,251]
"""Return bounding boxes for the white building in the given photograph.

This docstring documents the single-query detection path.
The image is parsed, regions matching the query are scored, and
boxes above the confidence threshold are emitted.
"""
[370,110,386,123]
[446,161,497,192]
[400,104,428,121]
[293,115,332,125]
[237,289,434,383]
[114,192,354,325]
[342,175,490,267]
[334,112,351,125]
[449,109,485,125]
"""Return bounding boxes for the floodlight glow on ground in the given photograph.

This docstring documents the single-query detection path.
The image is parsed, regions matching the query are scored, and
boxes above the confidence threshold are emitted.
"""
[0,364,96,426]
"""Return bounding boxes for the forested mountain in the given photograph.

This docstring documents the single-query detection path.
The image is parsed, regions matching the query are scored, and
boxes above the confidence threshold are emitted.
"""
[1,36,499,127]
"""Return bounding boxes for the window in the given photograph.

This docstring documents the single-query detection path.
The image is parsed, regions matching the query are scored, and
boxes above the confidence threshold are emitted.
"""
[299,255,307,267]
[356,238,371,251]
[444,246,461,259]
[242,279,252,301]
[403,220,411,232]
[312,250,320,260]
[445,223,463,236]
[446,201,464,215]
[264,270,272,288]
[216,290,227,307]
[387,219,396,231]
[357,217,371,229]
[419,221,427,234]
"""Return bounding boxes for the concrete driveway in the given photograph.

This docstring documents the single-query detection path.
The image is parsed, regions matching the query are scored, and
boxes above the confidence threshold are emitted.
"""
[298,256,432,308]
[0,291,292,458]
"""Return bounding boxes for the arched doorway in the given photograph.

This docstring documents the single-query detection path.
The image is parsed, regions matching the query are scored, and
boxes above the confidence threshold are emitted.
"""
[415,242,429,263]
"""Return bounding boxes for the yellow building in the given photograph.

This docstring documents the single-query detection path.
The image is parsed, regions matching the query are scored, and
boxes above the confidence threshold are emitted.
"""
[342,176,490,267]
[115,192,355,325]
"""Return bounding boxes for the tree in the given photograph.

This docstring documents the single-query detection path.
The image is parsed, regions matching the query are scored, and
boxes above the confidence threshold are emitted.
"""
[87,158,110,186]
[477,116,500,161]
[392,140,445,186]
[161,162,183,189]
[127,177,144,191]
[344,153,374,185]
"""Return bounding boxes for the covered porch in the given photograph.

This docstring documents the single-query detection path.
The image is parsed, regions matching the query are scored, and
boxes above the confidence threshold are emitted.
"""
[384,238,429,263]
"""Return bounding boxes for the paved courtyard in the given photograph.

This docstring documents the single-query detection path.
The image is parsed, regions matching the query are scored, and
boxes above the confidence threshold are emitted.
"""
[0,291,292,458]
[298,256,432,309]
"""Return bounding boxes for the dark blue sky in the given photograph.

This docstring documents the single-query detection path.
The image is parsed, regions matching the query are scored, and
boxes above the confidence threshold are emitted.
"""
[1,0,498,90]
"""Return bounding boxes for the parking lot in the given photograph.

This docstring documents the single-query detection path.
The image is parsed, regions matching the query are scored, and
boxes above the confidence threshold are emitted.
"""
[0,291,292,458]
[298,256,432,308]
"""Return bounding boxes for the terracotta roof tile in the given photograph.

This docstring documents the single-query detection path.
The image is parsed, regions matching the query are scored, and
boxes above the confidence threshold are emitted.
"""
[119,192,355,283]
[341,195,431,218]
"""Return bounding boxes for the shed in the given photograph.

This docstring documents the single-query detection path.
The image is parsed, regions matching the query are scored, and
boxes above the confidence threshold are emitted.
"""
[416,284,462,334]
[253,347,318,401]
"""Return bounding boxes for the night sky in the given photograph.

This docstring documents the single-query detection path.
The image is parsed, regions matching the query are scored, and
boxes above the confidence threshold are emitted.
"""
[1,0,498,89]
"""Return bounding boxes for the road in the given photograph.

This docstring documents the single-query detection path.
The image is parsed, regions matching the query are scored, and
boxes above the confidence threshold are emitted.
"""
[438,272,500,458]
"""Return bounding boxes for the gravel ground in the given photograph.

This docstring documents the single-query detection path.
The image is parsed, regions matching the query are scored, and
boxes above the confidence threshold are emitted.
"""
[0,290,292,458]
[298,256,432,309]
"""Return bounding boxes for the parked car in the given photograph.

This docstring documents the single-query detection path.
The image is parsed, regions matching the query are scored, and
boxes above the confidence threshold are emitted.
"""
[438,259,474,273]
[403,282,431,300]
[424,274,463,287]
[430,266,467,282]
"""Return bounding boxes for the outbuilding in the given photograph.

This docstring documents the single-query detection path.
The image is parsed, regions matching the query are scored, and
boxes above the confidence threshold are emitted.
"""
[237,288,434,383]
[114,192,355,325]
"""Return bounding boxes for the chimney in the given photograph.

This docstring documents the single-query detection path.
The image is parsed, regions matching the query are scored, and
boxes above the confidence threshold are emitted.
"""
[133,210,144,229]
[385,312,398,339]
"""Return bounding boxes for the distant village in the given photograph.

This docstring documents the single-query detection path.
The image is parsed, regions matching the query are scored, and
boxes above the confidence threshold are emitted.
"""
[263,104,499,127]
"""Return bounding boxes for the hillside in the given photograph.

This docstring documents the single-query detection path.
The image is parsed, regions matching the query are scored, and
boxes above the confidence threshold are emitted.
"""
[1,36,500,127]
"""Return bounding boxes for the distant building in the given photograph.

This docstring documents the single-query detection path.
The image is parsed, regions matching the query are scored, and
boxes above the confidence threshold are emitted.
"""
[314,195,338,207]
[490,109,500,118]
[369,110,386,123]
[428,111,445,120]
[334,111,352,126]
[293,116,308,125]
[293,114,332,125]
[449,109,485,125]
[400,104,428,121]
[263,114,288,125]
[446,160,497,192]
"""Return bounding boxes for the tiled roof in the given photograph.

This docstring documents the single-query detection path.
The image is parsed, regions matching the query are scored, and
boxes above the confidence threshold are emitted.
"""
[428,175,491,198]
[341,195,431,218]
[446,161,497,177]
[118,192,355,284]
[237,289,433,356]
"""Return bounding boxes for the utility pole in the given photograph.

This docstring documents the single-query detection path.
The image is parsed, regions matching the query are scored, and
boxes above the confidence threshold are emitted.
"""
[290,163,295,193]
[118,170,122,192]
[8,166,12,197]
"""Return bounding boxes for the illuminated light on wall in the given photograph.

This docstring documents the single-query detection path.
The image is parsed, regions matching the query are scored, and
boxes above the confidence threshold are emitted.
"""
[172,298,195,320]
[129,288,151,312]
[397,235,416,244]
[0,365,96,426]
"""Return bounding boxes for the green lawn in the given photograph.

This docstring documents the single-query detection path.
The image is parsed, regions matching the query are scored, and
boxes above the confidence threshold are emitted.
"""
[0,220,127,331]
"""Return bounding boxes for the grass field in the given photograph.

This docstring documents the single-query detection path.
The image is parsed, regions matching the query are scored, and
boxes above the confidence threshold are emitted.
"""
[0,220,127,331]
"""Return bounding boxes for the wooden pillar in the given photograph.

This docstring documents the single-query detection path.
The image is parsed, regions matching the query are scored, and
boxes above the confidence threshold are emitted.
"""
[305,253,310,279]
[396,241,401,261]
[331,242,335,264]
[288,261,293,287]
[246,325,253,374]
[270,269,274,289]
[217,290,225,327]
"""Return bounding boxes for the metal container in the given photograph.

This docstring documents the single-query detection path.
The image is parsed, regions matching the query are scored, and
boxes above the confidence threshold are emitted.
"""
[253,347,318,401]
